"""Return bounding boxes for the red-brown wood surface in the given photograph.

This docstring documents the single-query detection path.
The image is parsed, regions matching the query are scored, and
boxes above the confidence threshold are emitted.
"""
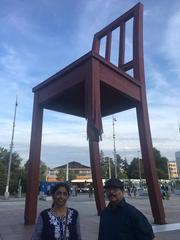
[25,2,165,225]
[24,93,43,225]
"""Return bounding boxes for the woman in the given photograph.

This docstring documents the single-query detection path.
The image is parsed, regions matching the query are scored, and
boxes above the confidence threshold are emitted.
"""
[32,182,81,240]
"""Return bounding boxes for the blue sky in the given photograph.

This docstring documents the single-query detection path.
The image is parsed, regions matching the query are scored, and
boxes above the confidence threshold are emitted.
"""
[0,0,180,167]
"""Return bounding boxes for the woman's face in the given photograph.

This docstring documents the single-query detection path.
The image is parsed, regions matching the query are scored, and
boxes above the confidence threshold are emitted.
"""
[53,186,69,207]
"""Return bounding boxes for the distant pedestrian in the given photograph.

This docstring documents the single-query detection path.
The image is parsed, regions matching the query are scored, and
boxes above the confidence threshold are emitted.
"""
[32,182,81,240]
[165,184,169,200]
[160,185,166,199]
[127,185,132,197]
[98,178,158,240]
[132,185,137,197]
[72,185,77,197]
[88,184,93,198]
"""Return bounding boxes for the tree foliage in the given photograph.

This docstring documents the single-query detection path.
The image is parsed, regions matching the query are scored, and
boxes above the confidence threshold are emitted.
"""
[0,147,23,195]
[39,161,48,181]
[153,148,168,179]
[127,147,168,179]
[100,150,113,179]
[100,151,129,179]
[127,157,143,179]
[56,168,66,180]
[116,154,129,179]
[56,168,76,182]
[101,147,169,180]
[23,160,48,191]
[0,146,49,195]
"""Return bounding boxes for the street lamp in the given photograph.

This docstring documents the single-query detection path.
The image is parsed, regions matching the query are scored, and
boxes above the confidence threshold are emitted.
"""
[4,96,18,199]
[112,115,117,178]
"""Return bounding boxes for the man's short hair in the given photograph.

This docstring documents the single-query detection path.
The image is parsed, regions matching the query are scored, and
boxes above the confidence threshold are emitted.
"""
[104,178,124,191]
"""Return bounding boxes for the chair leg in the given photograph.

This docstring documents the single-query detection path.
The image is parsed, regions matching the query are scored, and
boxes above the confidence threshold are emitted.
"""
[89,139,106,215]
[136,103,166,224]
[24,93,43,225]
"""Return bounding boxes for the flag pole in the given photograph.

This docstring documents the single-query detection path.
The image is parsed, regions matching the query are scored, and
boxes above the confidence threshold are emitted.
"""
[112,115,117,178]
[4,96,18,199]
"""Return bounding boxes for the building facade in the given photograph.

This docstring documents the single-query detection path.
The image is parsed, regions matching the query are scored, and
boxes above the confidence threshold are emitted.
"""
[168,161,178,179]
[175,151,180,177]
[46,161,92,182]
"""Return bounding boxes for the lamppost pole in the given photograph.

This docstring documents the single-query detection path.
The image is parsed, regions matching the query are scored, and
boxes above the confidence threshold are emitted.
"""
[112,116,117,178]
[167,160,171,180]
[138,150,142,187]
[4,96,18,199]
[108,158,111,179]
[66,162,69,181]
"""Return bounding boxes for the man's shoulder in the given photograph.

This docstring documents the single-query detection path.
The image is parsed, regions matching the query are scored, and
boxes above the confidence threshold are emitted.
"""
[123,200,142,216]
[100,206,110,215]
[124,201,151,223]
[124,201,136,209]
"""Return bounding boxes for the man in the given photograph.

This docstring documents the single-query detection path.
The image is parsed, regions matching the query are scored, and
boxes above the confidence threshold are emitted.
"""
[98,178,158,240]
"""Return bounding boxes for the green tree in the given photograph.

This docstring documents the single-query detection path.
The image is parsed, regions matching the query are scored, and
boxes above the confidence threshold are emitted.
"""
[153,147,168,179]
[127,157,144,179]
[0,161,6,195]
[56,168,76,182]
[103,156,114,179]
[19,166,27,193]
[23,160,48,193]
[56,168,66,180]
[128,147,169,180]
[100,150,108,179]
[123,157,130,177]
[0,147,23,195]
[100,149,114,179]
[39,161,48,181]
[100,152,129,179]
[116,154,129,179]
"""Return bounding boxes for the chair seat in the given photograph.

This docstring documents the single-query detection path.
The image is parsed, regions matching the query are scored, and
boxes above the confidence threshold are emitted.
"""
[33,51,141,118]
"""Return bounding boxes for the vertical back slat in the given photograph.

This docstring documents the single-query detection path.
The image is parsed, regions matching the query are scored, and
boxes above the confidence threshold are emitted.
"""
[92,37,100,53]
[118,22,125,67]
[105,31,112,61]
[133,4,144,81]
[92,3,143,79]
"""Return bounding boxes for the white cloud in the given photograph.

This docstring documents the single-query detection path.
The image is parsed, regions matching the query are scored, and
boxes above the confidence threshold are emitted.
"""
[162,11,180,76]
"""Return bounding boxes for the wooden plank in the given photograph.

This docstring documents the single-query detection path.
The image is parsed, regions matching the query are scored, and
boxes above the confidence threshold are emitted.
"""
[24,93,43,225]
[105,31,112,61]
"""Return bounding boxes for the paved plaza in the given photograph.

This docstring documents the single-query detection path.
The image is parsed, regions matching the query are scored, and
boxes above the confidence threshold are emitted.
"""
[0,193,180,239]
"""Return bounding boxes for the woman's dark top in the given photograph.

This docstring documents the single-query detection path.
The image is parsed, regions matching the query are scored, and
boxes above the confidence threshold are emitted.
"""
[32,208,81,240]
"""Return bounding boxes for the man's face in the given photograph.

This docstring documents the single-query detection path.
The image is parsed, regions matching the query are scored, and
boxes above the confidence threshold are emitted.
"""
[106,187,124,205]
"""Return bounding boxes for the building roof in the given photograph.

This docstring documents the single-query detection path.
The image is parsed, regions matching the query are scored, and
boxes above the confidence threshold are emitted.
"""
[53,161,91,170]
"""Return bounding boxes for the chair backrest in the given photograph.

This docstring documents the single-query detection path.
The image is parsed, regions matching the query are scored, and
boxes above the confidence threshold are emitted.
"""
[92,2,144,81]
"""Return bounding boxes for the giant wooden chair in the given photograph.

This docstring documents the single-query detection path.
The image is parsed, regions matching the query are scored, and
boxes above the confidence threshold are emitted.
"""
[25,3,165,225]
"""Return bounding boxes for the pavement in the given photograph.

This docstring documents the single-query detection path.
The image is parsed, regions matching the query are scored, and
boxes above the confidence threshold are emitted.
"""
[0,193,180,239]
